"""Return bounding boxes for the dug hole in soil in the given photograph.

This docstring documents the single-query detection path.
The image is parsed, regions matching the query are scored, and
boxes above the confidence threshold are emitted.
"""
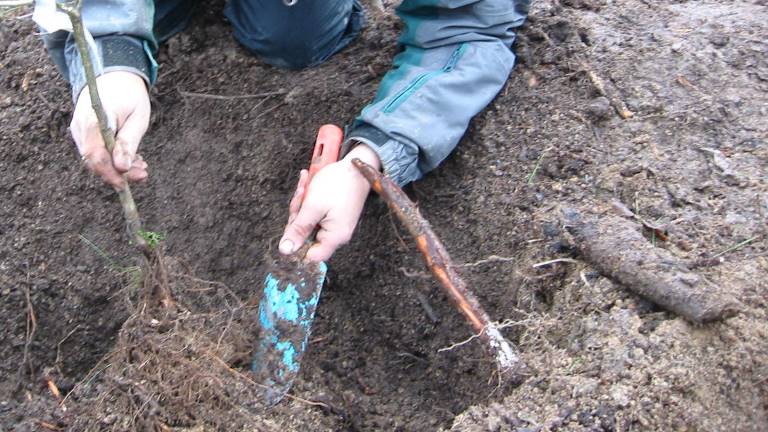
[1,0,767,430]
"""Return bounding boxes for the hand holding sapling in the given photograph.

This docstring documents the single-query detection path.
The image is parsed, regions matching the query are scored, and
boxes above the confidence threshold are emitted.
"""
[71,71,150,189]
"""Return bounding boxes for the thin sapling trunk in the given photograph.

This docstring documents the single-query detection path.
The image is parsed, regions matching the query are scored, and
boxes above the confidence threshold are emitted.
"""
[57,0,149,256]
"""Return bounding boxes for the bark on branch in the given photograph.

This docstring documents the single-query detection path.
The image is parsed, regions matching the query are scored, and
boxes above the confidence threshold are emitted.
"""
[353,159,528,382]
[562,208,741,323]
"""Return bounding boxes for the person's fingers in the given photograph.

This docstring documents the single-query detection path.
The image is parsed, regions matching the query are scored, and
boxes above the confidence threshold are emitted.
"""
[112,83,149,172]
[305,224,352,262]
[287,170,309,225]
[279,201,326,255]
[112,138,133,173]
[82,145,125,189]
[73,114,124,188]
[125,153,148,183]
[126,165,148,183]
[131,155,148,171]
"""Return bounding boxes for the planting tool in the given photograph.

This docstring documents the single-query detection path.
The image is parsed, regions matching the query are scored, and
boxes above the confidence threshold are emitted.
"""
[252,124,342,405]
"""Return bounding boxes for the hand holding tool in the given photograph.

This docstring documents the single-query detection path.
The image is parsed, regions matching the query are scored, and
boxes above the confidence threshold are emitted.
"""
[252,125,342,405]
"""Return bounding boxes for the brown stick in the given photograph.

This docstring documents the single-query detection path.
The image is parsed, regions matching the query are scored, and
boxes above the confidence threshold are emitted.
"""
[352,159,528,381]
[58,1,149,255]
[562,208,741,323]
[16,264,37,389]
[580,61,634,120]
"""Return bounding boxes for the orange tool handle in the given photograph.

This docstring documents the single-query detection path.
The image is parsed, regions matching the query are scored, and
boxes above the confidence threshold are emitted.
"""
[303,124,343,203]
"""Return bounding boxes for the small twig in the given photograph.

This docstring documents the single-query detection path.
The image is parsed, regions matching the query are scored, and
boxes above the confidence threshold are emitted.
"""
[18,263,37,386]
[252,101,285,121]
[55,324,81,370]
[532,258,579,268]
[610,199,669,242]
[579,270,592,289]
[710,236,758,259]
[455,255,517,268]
[177,89,286,100]
[215,311,236,352]
[580,60,634,119]
[438,332,482,352]
[59,347,125,406]
[46,379,63,401]
[398,266,431,279]
[35,420,62,431]
[170,271,245,308]
[208,355,331,409]
[438,319,517,353]
[247,95,273,115]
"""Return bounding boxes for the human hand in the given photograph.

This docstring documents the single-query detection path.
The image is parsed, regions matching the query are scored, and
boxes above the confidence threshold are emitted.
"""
[279,144,382,262]
[70,71,150,190]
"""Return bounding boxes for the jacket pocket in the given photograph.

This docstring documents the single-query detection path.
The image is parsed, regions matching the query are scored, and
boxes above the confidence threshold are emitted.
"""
[382,43,468,114]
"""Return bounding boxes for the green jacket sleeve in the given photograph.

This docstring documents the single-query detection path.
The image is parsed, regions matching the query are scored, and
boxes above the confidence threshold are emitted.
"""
[346,0,530,185]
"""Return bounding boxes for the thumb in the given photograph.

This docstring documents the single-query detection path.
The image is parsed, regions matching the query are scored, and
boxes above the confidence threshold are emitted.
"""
[279,203,325,255]
[112,137,135,173]
[113,112,147,172]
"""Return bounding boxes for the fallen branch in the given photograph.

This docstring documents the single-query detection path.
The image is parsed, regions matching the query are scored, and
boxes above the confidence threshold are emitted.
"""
[562,207,741,323]
[353,159,528,382]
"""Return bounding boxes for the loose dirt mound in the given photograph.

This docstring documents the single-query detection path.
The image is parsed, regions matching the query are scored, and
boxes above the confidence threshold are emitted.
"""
[1,0,766,431]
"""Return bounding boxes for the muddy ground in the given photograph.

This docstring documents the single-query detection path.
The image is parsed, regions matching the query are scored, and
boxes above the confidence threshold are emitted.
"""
[1,0,766,430]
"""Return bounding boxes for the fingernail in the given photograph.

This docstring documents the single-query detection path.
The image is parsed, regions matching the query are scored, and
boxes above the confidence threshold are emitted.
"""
[279,239,295,255]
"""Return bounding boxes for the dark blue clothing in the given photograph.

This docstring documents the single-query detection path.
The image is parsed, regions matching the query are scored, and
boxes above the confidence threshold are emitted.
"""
[153,0,364,69]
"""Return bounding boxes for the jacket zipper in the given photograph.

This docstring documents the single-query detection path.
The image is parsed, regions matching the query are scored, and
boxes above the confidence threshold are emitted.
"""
[382,43,468,114]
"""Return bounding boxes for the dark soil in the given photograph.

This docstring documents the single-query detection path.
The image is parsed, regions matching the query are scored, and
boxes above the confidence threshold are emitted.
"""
[1,0,766,431]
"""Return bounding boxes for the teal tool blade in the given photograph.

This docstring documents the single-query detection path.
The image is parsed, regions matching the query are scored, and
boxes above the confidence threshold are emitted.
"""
[252,260,327,405]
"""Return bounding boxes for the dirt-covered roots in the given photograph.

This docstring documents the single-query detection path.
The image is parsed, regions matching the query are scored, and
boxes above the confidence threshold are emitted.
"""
[67,255,267,431]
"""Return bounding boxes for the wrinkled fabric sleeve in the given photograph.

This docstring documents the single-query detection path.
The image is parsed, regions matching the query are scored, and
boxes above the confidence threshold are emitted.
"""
[40,0,158,102]
[346,0,530,186]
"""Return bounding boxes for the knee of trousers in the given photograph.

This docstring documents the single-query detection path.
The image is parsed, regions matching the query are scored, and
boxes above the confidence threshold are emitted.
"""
[225,0,362,69]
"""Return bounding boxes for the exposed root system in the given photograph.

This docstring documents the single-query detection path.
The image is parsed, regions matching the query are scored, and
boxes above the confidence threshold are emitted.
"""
[67,252,266,431]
